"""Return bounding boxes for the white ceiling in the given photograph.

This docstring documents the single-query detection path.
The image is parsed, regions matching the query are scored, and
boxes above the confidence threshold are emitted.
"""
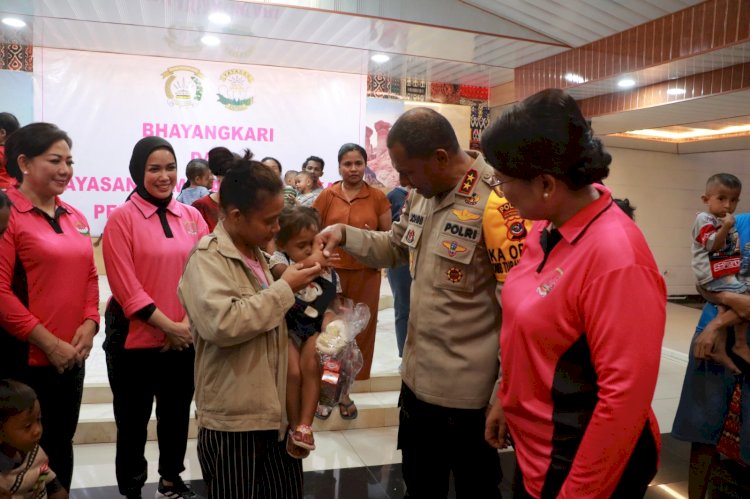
[0,0,746,152]
[0,0,700,87]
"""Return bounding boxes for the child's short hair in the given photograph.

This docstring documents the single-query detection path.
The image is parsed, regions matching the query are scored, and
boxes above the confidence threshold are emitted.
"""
[296,171,314,184]
[706,173,741,191]
[0,379,37,424]
[183,158,209,189]
[284,170,299,183]
[276,206,320,247]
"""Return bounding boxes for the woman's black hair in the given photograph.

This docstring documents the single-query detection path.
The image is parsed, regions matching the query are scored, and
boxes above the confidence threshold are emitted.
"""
[0,379,37,424]
[275,206,321,247]
[4,123,73,184]
[183,158,209,188]
[613,198,636,220]
[0,113,20,136]
[337,143,367,164]
[0,190,11,210]
[219,149,283,215]
[208,147,235,177]
[480,88,611,190]
[261,157,283,175]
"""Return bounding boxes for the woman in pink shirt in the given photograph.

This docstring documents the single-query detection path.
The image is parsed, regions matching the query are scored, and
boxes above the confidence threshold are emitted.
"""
[482,90,665,498]
[0,123,99,492]
[102,136,208,499]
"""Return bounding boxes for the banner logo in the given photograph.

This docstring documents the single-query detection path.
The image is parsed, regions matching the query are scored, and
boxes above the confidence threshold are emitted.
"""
[217,69,254,111]
[161,66,204,108]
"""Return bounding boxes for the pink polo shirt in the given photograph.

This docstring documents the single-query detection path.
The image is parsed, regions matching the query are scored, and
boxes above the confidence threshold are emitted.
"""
[0,187,99,366]
[102,192,208,349]
[499,185,666,498]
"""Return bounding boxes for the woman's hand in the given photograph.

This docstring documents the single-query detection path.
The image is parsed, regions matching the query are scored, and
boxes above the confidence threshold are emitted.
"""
[71,319,97,365]
[46,338,81,374]
[281,262,322,292]
[484,401,510,449]
[161,316,192,352]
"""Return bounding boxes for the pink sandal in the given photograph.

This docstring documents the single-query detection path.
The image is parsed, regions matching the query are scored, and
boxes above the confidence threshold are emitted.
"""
[290,424,316,451]
[286,430,310,459]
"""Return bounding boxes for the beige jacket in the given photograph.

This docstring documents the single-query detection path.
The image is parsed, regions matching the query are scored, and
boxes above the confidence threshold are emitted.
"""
[178,222,295,437]
[344,154,501,409]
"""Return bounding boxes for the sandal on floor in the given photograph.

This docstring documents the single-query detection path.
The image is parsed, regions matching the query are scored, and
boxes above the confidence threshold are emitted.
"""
[286,430,310,459]
[290,424,316,451]
[315,404,333,420]
[339,399,358,420]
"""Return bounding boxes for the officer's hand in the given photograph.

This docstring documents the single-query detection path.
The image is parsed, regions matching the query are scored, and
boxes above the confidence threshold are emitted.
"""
[485,401,510,449]
[316,224,345,257]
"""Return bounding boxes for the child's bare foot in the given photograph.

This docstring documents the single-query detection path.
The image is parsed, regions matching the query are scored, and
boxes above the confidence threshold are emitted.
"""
[708,348,742,375]
[731,342,750,369]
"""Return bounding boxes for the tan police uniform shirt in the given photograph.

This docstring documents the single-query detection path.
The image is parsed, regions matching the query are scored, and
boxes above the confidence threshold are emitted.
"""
[343,154,501,409]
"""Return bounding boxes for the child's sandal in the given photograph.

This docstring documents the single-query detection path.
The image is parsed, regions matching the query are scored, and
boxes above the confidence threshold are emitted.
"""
[286,430,310,459]
[290,424,316,451]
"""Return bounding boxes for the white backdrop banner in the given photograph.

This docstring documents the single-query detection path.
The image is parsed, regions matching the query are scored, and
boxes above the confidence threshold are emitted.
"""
[34,48,366,234]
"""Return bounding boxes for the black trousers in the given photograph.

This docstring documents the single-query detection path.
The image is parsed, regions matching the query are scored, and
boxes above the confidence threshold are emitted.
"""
[398,383,502,499]
[197,428,303,499]
[513,422,657,498]
[20,364,85,491]
[106,347,195,496]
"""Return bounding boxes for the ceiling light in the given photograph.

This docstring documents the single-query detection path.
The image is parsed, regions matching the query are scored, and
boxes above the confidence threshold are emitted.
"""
[564,73,585,84]
[667,88,686,96]
[617,78,636,88]
[371,54,390,64]
[208,12,231,25]
[619,123,750,141]
[2,17,26,28]
[201,35,220,46]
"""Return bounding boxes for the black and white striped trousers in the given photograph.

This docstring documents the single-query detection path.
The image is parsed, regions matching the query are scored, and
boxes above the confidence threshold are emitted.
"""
[197,427,303,499]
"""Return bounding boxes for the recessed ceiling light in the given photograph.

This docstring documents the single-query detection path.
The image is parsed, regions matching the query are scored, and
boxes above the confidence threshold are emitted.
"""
[667,88,686,96]
[564,73,585,84]
[201,35,220,46]
[2,17,26,28]
[208,12,231,25]
[371,54,390,64]
[617,78,636,88]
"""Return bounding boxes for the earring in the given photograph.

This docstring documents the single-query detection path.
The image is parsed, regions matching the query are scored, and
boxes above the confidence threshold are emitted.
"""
[543,192,549,199]
[23,171,29,175]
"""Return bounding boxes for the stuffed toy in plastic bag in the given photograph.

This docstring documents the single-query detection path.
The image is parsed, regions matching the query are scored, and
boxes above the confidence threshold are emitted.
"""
[316,299,370,410]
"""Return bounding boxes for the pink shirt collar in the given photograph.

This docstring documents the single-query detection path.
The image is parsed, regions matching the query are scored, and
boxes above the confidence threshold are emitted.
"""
[538,184,614,244]
[8,187,72,215]
[129,192,182,219]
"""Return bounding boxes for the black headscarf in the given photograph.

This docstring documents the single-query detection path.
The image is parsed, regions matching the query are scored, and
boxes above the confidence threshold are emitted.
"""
[127,136,176,237]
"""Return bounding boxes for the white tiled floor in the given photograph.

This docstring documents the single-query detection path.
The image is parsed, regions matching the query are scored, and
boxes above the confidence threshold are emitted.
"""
[72,276,698,490]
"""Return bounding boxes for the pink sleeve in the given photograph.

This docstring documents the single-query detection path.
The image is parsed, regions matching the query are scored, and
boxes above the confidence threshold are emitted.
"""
[102,208,155,318]
[0,213,41,339]
[559,265,665,499]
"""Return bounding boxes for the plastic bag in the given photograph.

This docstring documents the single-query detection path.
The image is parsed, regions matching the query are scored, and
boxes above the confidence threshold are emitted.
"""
[316,298,370,409]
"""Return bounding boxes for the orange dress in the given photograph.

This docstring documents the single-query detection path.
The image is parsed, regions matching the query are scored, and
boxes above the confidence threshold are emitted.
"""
[314,182,391,380]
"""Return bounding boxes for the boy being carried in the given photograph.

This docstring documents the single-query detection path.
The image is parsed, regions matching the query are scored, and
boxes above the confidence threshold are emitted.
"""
[692,173,750,373]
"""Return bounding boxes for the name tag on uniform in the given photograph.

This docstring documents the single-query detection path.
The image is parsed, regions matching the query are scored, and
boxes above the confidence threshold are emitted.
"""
[441,221,481,242]
[402,212,426,248]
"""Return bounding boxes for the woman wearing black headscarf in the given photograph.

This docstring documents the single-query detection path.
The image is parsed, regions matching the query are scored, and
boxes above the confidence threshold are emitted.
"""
[102,136,208,499]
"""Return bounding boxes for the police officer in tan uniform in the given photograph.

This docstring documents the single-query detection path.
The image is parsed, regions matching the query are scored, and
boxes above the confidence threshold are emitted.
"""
[318,108,505,498]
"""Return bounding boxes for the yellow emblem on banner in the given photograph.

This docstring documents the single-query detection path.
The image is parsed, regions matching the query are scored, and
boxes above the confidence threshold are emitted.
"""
[217,69,255,111]
[161,66,204,109]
